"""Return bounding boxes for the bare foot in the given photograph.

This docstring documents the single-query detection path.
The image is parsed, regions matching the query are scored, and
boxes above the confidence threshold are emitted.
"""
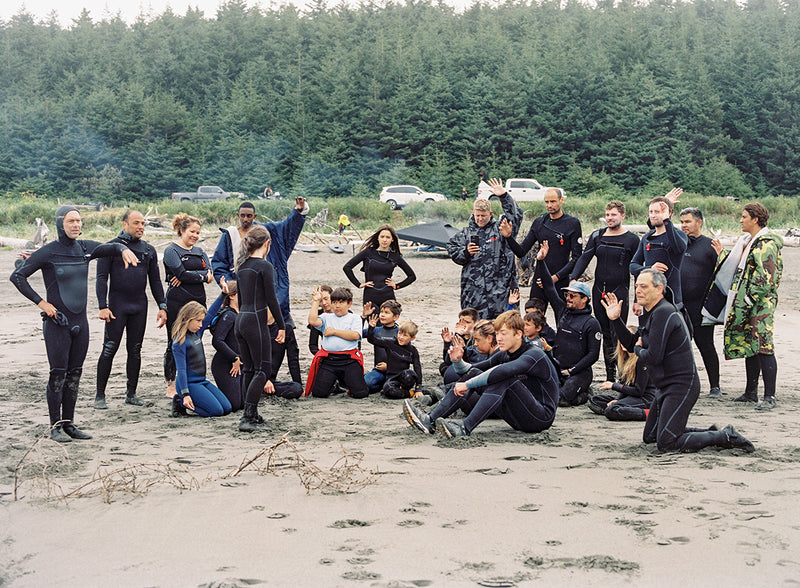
[166,381,176,398]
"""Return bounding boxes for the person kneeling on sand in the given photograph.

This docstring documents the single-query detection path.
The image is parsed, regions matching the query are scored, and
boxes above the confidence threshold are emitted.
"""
[601,269,755,453]
[403,311,559,438]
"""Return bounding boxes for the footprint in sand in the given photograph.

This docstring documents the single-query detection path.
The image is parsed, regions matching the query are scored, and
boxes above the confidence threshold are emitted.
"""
[474,468,511,475]
[267,513,288,519]
[442,520,469,528]
[736,510,775,521]
[319,558,334,565]
[341,571,380,581]
[517,504,541,512]
[330,519,372,528]
[198,579,265,587]
[346,557,374,565]
[397,519,424,527]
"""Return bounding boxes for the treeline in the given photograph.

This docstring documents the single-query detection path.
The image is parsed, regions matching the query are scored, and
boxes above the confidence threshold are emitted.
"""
[0,0,798,202]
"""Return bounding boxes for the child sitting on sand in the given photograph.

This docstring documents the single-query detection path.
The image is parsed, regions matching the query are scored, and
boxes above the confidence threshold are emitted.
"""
[524,298,556,346]
[438,307,481,379]
[171,295,233,418]
[305,286,368,398]
[307,284,333,356]
[362,300,402,394]
[366,315,422,399]
[587,326,656,421]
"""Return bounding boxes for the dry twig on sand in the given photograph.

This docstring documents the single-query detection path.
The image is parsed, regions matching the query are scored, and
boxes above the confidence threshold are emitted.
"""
[225,434,379,495]
[13,436,71,501]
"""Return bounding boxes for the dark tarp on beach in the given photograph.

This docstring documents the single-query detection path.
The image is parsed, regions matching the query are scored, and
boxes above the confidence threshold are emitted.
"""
[396,221,460,249]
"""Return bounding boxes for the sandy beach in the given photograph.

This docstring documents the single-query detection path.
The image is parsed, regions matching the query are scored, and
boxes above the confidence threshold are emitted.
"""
[1,232,799,587]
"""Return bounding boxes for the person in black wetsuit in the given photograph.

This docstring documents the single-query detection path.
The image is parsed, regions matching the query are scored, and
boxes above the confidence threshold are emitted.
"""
[402,311,559,437]
[234,225,285,432]
[343,224,416,317]
[163,214,213,397]
[366,317,422,399]
[535,241,601,407]
[210,281,244,411]
[679,207,722,397]
[630,189,688,309]
[500,188,582,310]
[588,325,657,421]
[95,210,167,409]
[10,205,138,442]
[569,200,640,381]
[601,269,754,453]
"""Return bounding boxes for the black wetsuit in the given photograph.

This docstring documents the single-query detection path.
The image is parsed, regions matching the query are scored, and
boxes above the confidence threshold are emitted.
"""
[537,259,601,406]
[343,247,416,313]
[210,305,244,411]
[570,228,640,380]
[588,358,658,421]
[10,206,127,426]
[366,325,422,398]
[429,341,560,434]
[680,234,720,390]
[630,219,688,305]
[613,295,726,452]
[509,212,583,308]
[96,230,166,401]
[235,257,285,406]
[163,242,211,382]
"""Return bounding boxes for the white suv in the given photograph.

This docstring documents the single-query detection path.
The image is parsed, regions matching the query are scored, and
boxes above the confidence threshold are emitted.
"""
[379,185,446,210]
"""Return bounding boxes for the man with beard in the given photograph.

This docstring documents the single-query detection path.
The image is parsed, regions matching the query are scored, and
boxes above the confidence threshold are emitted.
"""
[501,187,583,310]
[95,210,167,409]
[568,200,640,381]
[447,179,522,319]
[212,198,309,385]
[10,206,138,442]
[535,242,601,406]
[630,189,688,307]
[679,207,722,397]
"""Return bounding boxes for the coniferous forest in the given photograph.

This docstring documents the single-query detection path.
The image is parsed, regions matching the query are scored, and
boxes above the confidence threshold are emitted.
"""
[1,0,798,202]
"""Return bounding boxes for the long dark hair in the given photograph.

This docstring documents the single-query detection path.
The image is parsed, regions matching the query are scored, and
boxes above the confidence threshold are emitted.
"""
[360,224,401,255]
[235,225,271,274]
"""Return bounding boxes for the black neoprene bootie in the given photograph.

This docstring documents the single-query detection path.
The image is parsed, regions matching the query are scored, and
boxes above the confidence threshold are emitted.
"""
[125,390,145,406]
[63,422,92,439]
[238,402,266,433]
[50,424,72,443]
[734,389,758,403]
[93,394,108,409]
[171,395,187,417]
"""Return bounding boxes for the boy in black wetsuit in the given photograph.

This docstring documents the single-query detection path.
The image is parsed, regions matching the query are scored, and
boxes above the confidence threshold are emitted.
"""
[366,317,422,398]
[403,311,559,437]
[439,307,480,382]
[95,210,167,409]
[363,300,402,394]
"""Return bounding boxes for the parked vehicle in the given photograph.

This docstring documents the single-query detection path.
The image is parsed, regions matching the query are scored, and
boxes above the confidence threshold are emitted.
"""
[476,178,562,202]
[379,185,446,210]
[170,186,231,202]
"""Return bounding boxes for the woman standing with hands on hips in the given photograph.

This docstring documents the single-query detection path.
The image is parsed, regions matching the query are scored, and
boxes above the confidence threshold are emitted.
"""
[343,224,416,316]
[163,214,213,397]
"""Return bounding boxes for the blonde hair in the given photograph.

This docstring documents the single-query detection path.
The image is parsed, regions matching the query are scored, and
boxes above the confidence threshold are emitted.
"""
[235,225,272,274]
[398,320,418,338]
[473,199,491,212]
[493,310,524,333]
[172,213,201,236]
[616,325,639,385]
[172,301,206,345]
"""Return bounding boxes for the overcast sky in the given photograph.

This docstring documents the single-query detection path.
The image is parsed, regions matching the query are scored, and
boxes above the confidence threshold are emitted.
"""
[2,0,472,26]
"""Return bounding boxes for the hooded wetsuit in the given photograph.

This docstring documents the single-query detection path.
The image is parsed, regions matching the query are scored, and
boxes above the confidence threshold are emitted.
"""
[10,206,128,426]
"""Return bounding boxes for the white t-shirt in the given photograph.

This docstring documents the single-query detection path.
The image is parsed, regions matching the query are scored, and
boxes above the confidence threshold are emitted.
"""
[316,312,362,352]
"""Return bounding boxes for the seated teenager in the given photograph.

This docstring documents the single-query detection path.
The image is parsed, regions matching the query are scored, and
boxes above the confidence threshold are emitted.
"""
[403,311,559,438]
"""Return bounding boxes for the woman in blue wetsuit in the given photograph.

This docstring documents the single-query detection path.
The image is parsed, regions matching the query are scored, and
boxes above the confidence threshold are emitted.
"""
[10,205,138,442]
[171,295,231,418]
[163,214,213,397]
[343,225,416,316]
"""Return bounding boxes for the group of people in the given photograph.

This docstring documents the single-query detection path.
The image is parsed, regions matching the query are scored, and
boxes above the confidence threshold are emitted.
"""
[11,182,780,454]
[427,179,781,452]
